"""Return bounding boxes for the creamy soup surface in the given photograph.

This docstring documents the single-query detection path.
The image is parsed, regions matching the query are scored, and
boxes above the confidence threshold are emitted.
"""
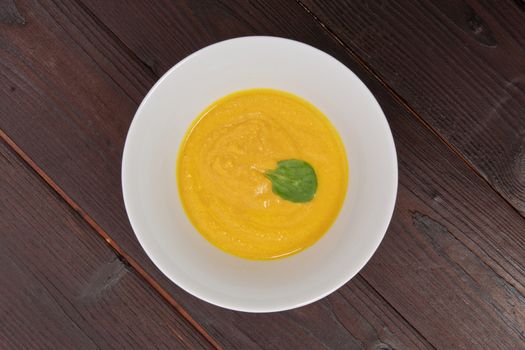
[178,88,348,260]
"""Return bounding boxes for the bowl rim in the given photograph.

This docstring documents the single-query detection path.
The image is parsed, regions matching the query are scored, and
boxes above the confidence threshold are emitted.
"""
[122,36,398,312]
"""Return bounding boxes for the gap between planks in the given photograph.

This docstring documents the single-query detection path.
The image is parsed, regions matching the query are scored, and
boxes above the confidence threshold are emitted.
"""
[353,277,437,349]
[0,129,223,350]
[69,0,158,88]
[295,0,525,221]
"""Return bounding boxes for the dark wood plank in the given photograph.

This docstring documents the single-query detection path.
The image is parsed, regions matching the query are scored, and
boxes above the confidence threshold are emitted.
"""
[0,140,213,349]
[0,1,434,349]
[300,0,525,215]
[1,0,524,348]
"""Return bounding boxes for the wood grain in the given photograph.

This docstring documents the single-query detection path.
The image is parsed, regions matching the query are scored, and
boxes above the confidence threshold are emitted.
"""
[300,0,525,216]
[0,140,213,349]
[0,0,433,349]
[1,0,524,348]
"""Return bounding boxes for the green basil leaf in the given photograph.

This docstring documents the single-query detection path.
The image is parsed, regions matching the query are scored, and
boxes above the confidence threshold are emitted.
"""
[264,159,317,203]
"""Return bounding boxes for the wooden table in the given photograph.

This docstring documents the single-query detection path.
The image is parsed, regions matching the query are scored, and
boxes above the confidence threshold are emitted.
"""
[1,1,524,348]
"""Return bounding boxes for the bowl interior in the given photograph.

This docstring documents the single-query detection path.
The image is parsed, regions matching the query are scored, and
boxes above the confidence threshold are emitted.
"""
[122,37,397,312]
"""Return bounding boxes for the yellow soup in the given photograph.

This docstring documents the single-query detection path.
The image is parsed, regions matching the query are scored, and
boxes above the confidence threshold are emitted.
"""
[178,89,348,260]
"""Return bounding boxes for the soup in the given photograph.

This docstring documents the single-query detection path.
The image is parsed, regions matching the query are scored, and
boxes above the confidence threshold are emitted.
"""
[178,89,348,260]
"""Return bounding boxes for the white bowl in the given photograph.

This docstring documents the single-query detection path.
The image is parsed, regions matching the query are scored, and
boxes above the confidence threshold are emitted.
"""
[122,37,397,312]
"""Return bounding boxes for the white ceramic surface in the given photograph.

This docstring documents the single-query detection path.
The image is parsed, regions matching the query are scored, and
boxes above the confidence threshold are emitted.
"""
[122,36,397,312]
